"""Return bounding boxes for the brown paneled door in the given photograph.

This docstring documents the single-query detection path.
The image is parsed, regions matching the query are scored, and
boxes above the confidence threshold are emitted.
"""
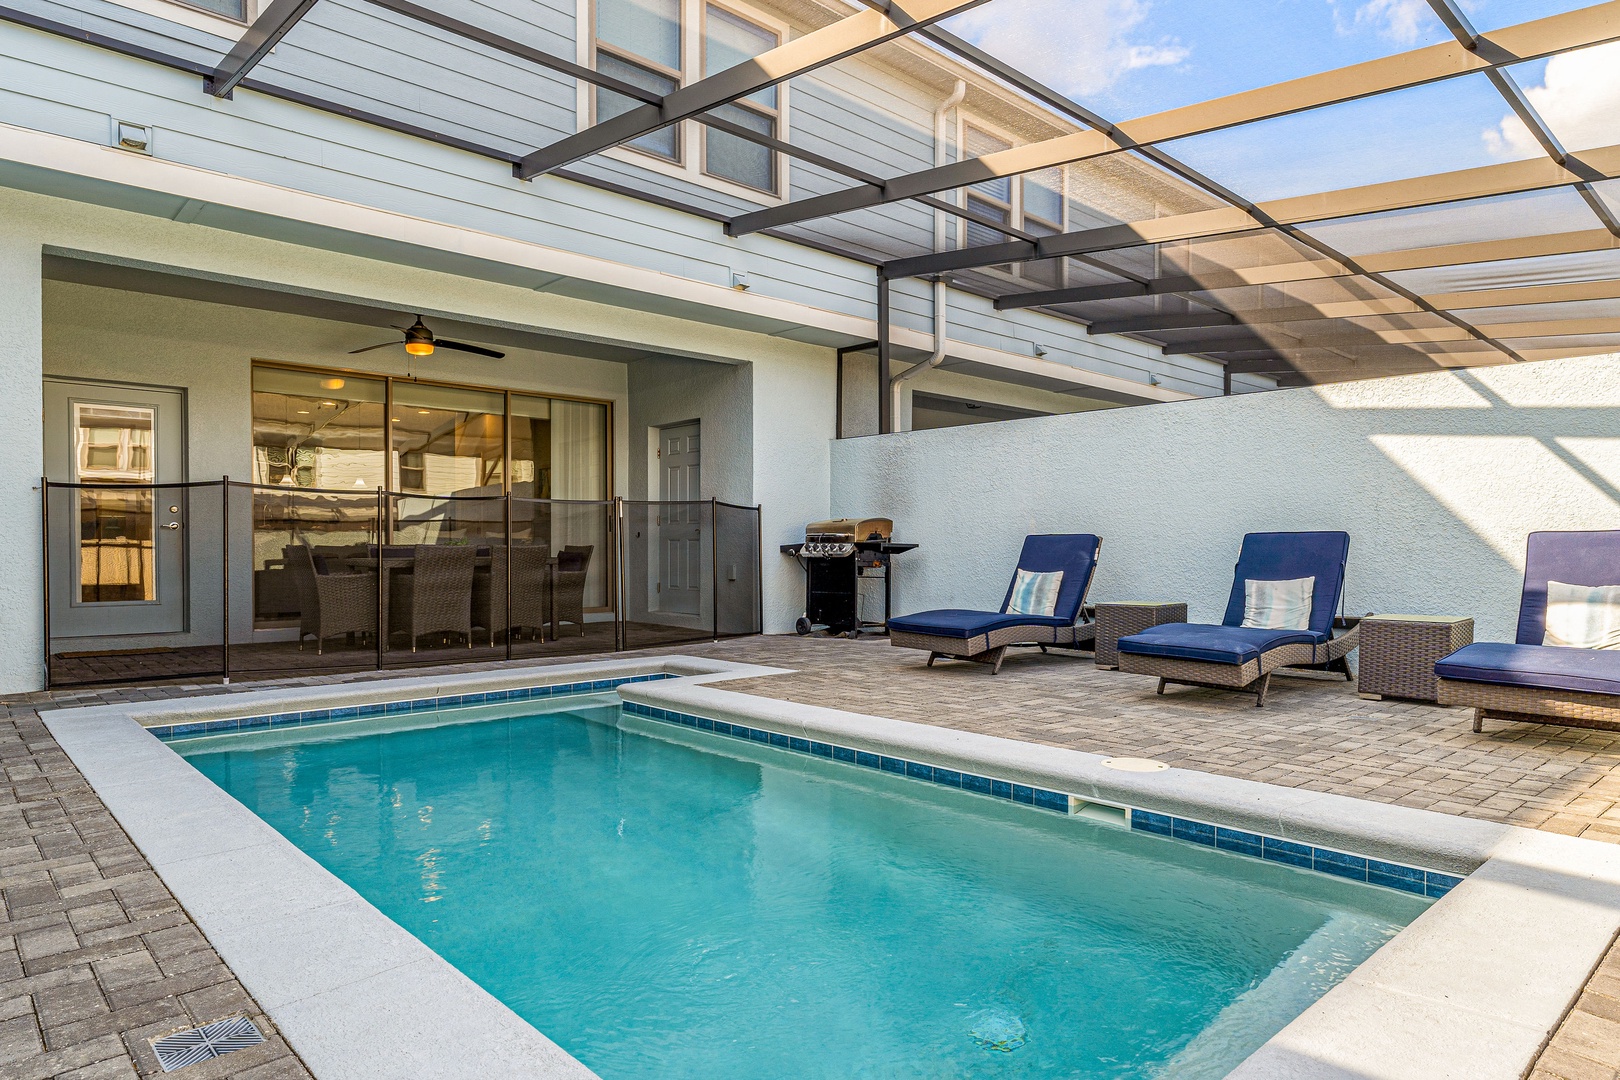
[657,421,703,617]
[44,379,187,638]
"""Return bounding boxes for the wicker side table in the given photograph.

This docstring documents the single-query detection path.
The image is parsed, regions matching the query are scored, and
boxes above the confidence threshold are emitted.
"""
[1094,602,1188,668]
[1358,615,1474,703]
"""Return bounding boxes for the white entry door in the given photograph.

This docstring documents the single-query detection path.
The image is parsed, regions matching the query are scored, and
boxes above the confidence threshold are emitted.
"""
[44,379,188,638]
[657,422,703,616]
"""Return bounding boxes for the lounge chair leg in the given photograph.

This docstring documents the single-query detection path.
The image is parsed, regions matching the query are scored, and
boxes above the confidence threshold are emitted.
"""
[1155,679,1166,695]
[1038,643,1047,654]
[989,646,1007,675]
[926,652,938,668]
[1473,709,1484,734]
[1254,674,1272,707]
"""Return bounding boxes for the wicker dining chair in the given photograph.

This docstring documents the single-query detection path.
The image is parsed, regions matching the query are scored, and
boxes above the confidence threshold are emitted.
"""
[284,545,377,655]
[552,545,594,637]
[473,545,552,644]
[389,544,476,652]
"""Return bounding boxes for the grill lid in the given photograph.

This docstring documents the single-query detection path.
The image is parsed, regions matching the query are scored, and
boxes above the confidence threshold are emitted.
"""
[805,517,892,542]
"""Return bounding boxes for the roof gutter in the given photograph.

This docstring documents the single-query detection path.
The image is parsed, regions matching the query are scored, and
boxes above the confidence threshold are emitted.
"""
[889,79,966,430]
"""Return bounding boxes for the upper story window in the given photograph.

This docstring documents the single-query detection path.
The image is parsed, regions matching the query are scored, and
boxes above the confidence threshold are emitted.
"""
[159,0,247,20]
[589,0,785,197]
[701,6,779,192]
[962,122,1068,289]
[594,0,683,161]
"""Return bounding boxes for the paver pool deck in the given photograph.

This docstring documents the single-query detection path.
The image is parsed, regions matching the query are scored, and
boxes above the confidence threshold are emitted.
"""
[4,634,1619,1078]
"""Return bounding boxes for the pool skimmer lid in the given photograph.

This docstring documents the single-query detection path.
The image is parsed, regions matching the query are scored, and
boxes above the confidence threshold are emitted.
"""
[151,1015,265,1071]
[1101,757,1169,773]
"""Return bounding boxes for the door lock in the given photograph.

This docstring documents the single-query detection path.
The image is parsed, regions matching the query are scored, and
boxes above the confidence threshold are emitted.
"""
[164,522,180,530]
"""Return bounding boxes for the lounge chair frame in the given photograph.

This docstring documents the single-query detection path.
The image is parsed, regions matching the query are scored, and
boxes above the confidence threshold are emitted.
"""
[890,533,1102,675]
[893,619,1097,676]
[1119,619,1362,706]
[1438,679,1620,733]
[1433,531,1620,734]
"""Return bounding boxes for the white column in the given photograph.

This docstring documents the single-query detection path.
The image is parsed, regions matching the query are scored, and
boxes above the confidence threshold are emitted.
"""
[752,347,836,634]
[0,231,43,691]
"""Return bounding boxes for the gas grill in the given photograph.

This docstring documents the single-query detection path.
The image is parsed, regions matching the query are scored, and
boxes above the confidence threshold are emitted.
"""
[781,518,916,637]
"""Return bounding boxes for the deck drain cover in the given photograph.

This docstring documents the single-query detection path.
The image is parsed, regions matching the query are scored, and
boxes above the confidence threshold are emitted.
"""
[1101,757,1169,772]
[152,1015,265,1072]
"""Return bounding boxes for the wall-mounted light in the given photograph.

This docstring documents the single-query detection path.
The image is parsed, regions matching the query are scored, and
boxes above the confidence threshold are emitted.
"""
[1033,344,1048,358]
[320,377,346,390]
[1149,374,1161,387]
[113,120,151,155]
[731,271,752,291]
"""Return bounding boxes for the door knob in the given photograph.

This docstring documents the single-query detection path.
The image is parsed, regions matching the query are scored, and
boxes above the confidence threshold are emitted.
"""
[164,522,180,530]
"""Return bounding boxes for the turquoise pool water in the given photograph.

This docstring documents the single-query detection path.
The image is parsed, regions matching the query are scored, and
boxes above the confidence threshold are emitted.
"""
[171,696,1428,1080]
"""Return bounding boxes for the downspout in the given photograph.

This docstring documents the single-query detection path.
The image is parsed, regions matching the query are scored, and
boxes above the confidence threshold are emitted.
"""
[889,79,966,432]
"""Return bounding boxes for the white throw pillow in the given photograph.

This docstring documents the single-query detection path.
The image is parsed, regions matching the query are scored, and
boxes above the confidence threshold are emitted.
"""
[1240,577,1316,631]
[1543,580,1620,649]
[1004,569,1063,617]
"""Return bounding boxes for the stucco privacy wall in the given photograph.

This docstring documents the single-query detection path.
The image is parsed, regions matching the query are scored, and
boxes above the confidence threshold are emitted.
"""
[832,354,1620,645]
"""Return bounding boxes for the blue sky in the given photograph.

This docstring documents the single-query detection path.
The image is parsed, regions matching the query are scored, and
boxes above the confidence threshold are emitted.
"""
[941,0,1611,201]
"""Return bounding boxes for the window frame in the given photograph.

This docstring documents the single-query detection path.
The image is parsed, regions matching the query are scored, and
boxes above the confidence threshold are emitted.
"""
[959,116,1069,289]
[249,360,615,500]
[697,1,782,195]
[590,0,688,165]
[579,0,790,202]
[109,0,251,34]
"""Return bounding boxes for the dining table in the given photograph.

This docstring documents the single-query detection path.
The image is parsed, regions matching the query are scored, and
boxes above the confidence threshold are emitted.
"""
[342,549,564,642]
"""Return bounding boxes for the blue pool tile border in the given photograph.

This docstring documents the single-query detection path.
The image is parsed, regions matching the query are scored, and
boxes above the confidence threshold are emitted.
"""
[147,673,677,740]
[151,678,1466,902]
[619,699,1464,901]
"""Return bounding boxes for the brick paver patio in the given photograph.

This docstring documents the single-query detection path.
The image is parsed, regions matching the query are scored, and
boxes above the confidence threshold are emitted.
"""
[4,634,1618,1076]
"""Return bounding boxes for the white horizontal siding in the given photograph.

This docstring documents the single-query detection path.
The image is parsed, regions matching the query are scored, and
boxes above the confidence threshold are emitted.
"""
[0,11,1253,395]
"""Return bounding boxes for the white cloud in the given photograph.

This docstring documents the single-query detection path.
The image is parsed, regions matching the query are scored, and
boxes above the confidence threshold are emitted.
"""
[1483,41,1620,160]
[946,0,1188,101]
[1343,0,1436,45]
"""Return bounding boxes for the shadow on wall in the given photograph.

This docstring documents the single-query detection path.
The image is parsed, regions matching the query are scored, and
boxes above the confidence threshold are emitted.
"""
[830,353,1620,643]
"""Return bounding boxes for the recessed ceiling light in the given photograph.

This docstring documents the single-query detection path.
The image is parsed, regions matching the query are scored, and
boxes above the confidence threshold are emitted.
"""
[391,418,400,423]
[296,410,310,415]
[320,401,337,407]
[417,409,431,414]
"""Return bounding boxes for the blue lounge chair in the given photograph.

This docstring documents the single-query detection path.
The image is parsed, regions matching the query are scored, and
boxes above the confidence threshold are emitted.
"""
[1437,530,1620,733]
[888,534,1101,674]
[1115,532,1360,706]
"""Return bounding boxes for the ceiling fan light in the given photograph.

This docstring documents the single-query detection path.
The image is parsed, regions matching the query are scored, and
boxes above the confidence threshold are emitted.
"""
[405,340,434,356]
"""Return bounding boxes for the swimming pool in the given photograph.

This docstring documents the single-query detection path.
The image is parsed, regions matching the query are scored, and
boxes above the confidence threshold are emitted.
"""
[168,693,1429,1080]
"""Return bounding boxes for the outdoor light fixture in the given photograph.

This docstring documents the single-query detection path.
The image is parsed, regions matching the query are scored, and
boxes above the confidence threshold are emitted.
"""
[320,377,345,390]
[350,316,503,359]
[1033,344,1047,358]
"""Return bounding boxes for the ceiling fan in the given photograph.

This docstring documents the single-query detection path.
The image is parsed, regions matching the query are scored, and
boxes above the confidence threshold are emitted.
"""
[349,316,505,359]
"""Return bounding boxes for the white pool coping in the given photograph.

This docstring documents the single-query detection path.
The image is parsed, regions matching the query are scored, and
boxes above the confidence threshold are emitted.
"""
[41,655,1620,1080]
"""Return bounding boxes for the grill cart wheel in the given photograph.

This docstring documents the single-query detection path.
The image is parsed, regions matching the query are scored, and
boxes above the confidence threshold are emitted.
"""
[795,616,812,635]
